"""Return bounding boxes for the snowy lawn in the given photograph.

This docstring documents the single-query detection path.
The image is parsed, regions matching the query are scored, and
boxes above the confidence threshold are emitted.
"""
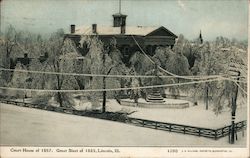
[98,99,246,129]
[13,97,247,129]
[0,103,246,146]
[122,98,189,104]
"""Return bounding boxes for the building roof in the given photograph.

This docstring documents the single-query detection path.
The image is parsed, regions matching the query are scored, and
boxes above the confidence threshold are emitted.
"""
[73,25,177,37]
[112,13,127,17]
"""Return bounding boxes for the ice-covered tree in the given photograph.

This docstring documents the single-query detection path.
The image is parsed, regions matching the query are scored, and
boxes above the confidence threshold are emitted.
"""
[154,37,191,98]
[128,51,155,98]
[129,51,153,75]
[0,25,21,83]
[191,41,226,110]
[217,43,248,113]
[80,36,127,112]
[130,77,140,103]
[42,29,80,107]
[191,37,247,113]
[141,63,165,98]
[152,47,174,70]
[8,62,29,98]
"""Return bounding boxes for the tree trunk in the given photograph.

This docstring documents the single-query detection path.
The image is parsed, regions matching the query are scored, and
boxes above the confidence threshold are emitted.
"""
[56,73,63,107]
[102,50,107,113]
[205,84,209,110]
[57,92,63,107]
[176,78,180,99]
[102,76,106,113]
[54,60,63,107]
[75,77,85,89]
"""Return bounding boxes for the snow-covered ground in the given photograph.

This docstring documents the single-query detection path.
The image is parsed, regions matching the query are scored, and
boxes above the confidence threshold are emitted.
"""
[15,97,247,129]
[74,99,247,129]
[0,103,246,146]
[123,102,247,129]
[122,98,189,104]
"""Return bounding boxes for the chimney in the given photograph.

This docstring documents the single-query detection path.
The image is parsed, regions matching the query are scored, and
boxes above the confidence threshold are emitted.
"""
[121,25,125,34]
[70,24,75,34]
[120,19,126,34]
[92,24,97,34]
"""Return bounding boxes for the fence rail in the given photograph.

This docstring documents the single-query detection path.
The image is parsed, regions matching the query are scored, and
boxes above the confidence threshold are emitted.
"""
[0,99,247,140]
[127,117,220,139]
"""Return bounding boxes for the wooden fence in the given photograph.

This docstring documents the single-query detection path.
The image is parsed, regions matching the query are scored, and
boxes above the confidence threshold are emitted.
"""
[127,117,246,140]
[0,99,247,140]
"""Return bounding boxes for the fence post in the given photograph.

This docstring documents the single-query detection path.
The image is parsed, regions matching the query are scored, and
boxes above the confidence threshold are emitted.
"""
[242,124,245,137]
[214,130,217,140]
[235,130,238,141]
[198,129,201,136]
[183,127,186,134]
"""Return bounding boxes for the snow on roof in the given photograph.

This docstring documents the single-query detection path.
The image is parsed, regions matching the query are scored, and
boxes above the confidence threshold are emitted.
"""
[73,25,160,36]
[112,13,127,17]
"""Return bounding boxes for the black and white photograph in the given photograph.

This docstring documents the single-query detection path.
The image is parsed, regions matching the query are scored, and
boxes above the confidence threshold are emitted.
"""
[0,0,249,157]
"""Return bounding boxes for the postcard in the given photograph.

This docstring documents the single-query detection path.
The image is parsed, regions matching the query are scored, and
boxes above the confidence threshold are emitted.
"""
[0,0,249,157]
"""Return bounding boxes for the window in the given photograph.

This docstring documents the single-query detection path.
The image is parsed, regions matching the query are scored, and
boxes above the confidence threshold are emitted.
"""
[123,46,130,57]
[146,45,153,56]
[114,17,121,27]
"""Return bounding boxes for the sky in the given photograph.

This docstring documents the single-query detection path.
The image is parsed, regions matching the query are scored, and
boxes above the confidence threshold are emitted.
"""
[0,0,248,41]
